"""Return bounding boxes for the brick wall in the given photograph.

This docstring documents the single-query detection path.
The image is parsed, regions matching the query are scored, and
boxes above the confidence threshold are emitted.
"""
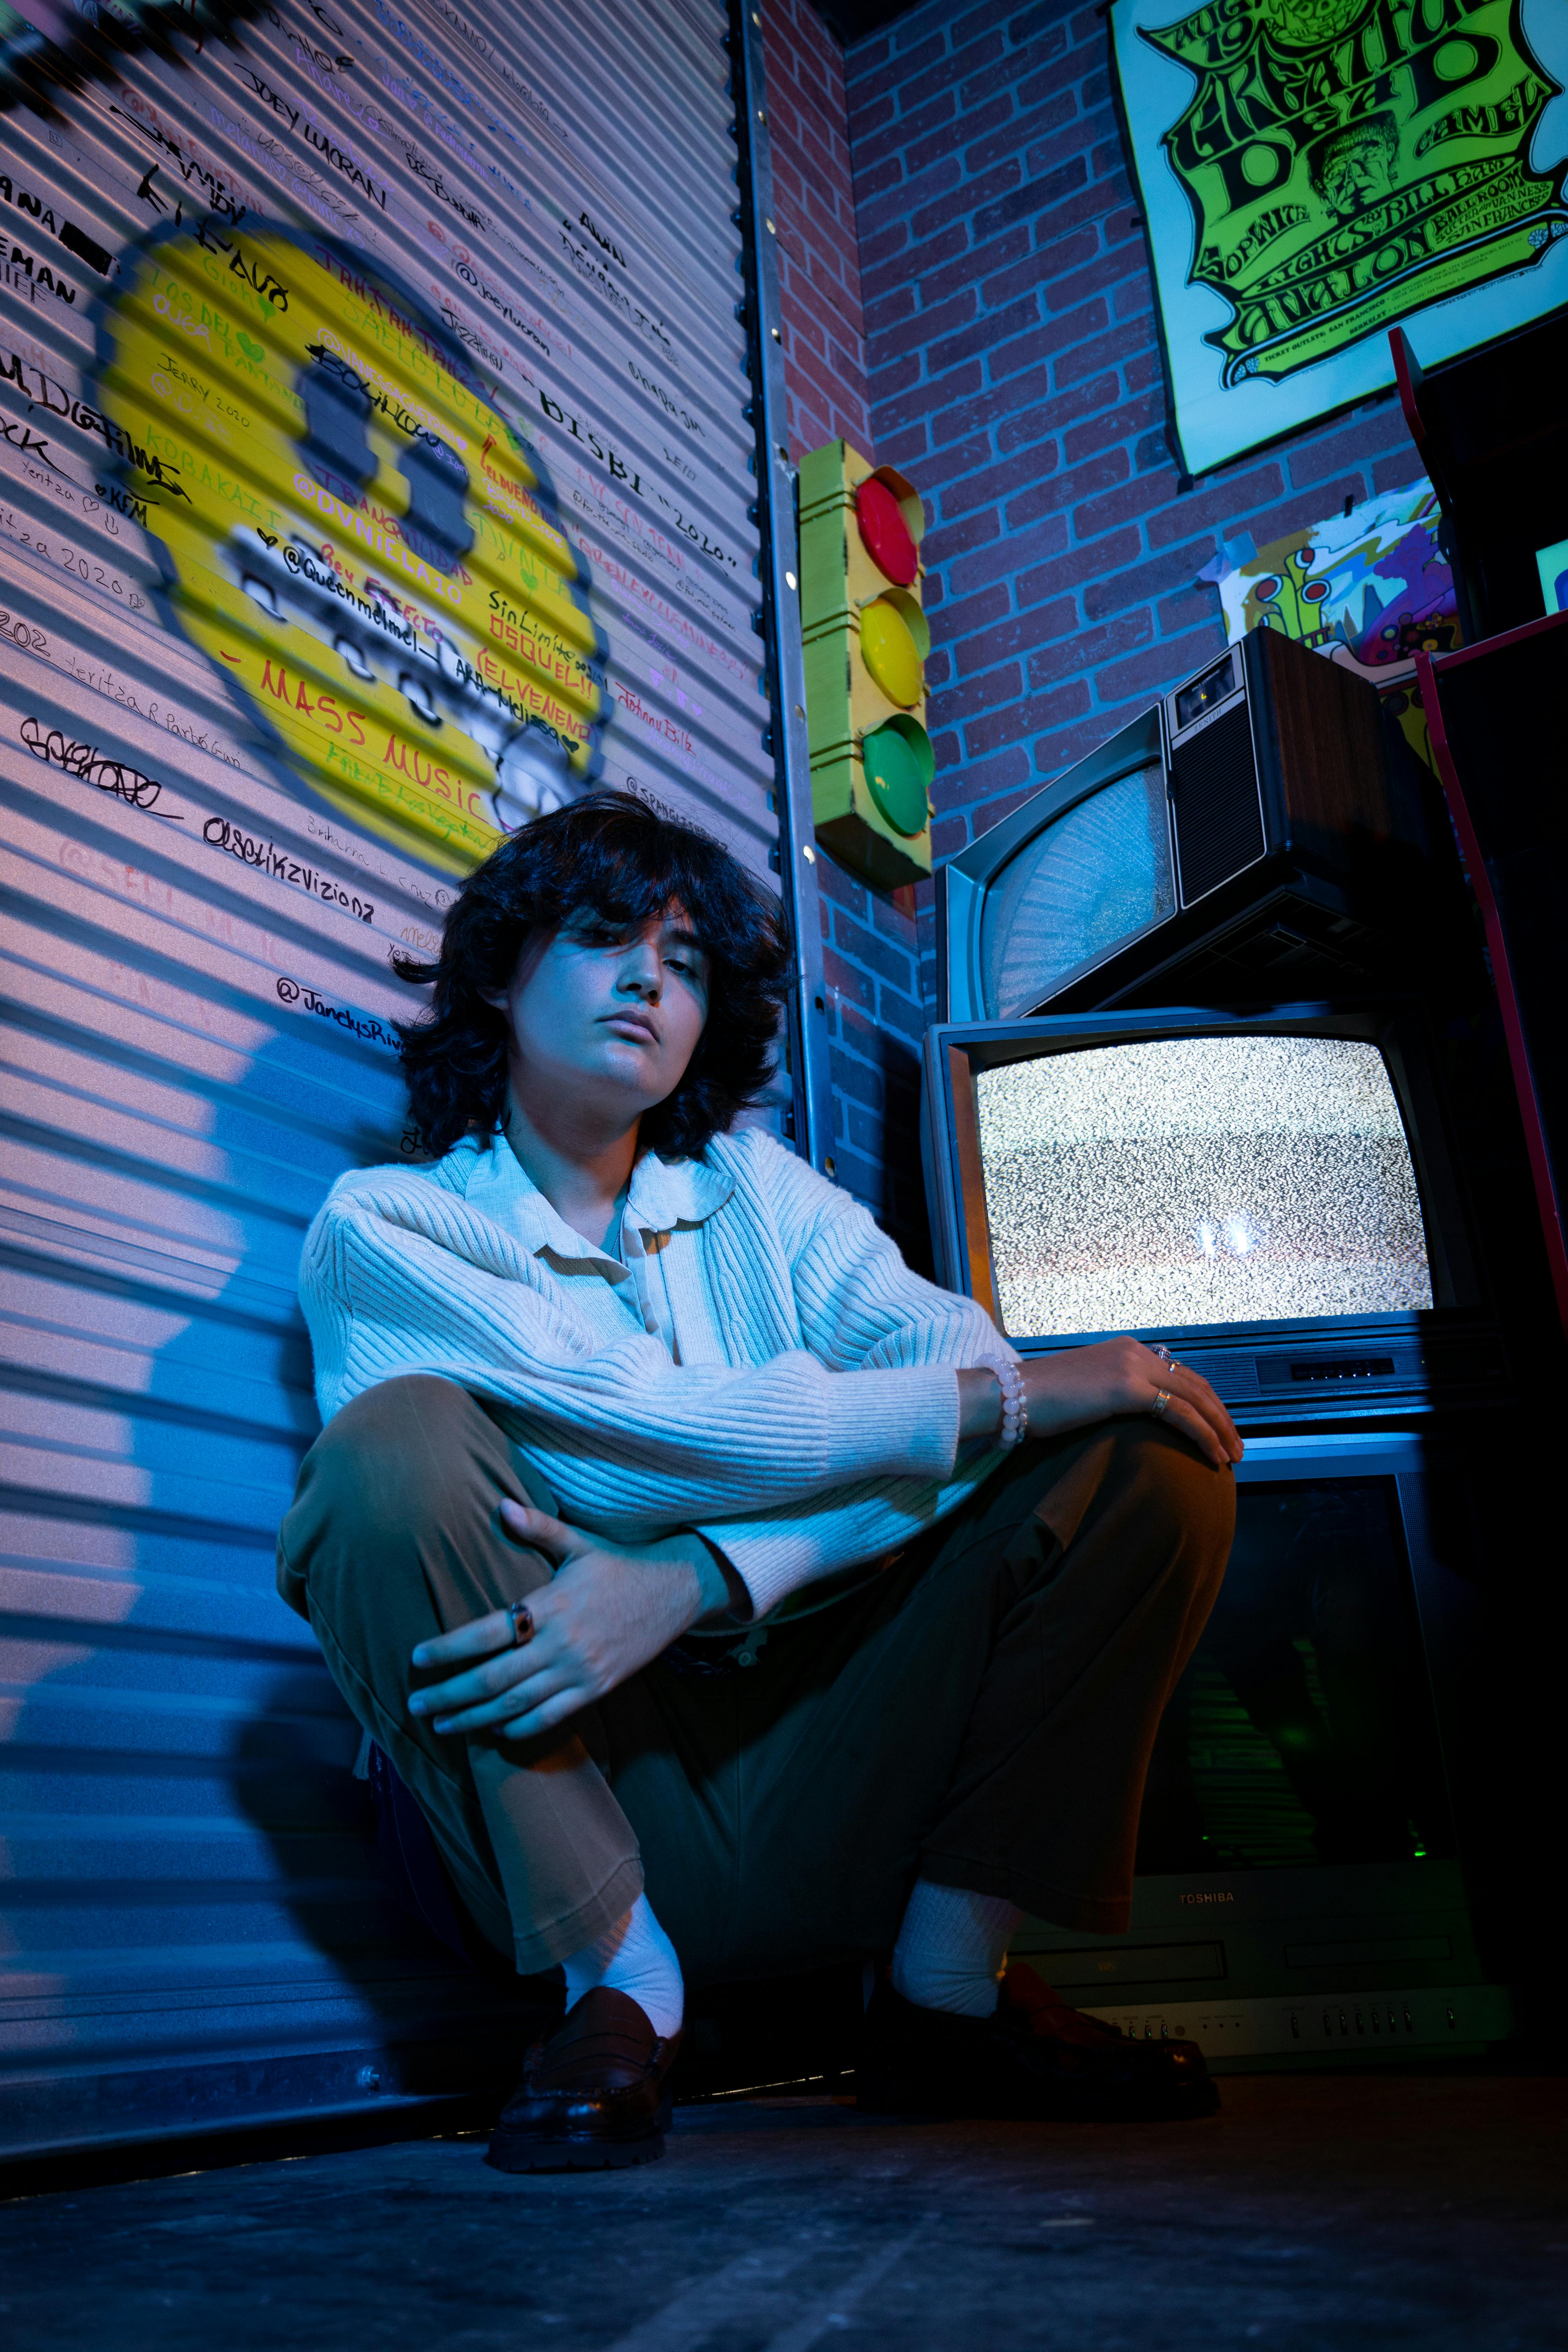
[762,0,873,458]
[845,0,1427,1020]
[763,0,932,1250]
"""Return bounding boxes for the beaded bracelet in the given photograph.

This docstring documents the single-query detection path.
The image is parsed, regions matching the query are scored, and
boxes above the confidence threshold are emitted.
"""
[995,1357,1027,1450]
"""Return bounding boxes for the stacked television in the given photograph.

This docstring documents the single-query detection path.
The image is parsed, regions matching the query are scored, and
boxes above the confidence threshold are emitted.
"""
[922,617,1554,2071]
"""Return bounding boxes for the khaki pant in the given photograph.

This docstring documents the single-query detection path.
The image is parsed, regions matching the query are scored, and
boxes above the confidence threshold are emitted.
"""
[276,1376,1234,1984]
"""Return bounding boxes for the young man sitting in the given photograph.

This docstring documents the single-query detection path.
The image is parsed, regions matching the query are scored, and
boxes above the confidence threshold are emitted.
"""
[277,792,1240,2171]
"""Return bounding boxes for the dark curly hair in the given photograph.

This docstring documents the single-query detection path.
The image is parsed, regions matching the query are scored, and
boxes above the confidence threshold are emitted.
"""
[392,792,791,1160]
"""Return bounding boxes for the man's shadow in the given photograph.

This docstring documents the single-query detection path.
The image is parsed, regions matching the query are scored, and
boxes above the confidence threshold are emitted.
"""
[205,1023,552,2099]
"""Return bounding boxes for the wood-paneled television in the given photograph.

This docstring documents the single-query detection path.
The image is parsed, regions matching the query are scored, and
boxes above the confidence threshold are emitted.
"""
[938,630,1441,1024]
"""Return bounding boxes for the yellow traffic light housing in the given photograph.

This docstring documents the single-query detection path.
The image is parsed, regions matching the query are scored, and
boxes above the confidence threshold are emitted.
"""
[799,440,933,890]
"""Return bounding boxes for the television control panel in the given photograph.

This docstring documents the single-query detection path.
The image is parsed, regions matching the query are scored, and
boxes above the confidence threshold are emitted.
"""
[1013,1323,1510,1424]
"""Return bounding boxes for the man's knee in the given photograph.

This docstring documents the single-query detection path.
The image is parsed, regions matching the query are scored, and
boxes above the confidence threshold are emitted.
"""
[282,1376,495,1583]
[1102,1419,1237,1580]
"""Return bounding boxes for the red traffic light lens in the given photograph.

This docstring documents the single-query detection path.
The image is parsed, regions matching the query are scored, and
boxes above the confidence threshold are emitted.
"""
[855,476,918,587]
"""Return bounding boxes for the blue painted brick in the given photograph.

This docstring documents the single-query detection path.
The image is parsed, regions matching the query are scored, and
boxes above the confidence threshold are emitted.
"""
[1079,536,1214,622]
[919,432,999,493]
[936,377,1059,444]
[956,598,1073,672]
[879,287,981,364]
[1018,525,1140,607]
[967,91,1077,176]
[924,224,1033,308]
[1026,609,1150,690]
[878,363,986,435]
[954,0,1034,46]
[929,294,1043,375]
[830,1047,885,1114]
[1145,463,1285,547]
[1062,398,1157,468]
[941,578,1014,637]
[857,90,957,173]
[929,662,1024,725]
[1286,400,1405,490]
[908,159,1023,241]
[945,514,1067,595]
[937,742,1034,808]
[942,443,1068,521]
[974,155,1086,240]
[821,941,877,1019]
[816,855,869,923]
[1070,468,1179,543]
[1157,582,1223,637]
[988,304,1108,381]
[1373,446,1425,494]
[966,674,1090,754]
[1007,442,1129,530]
[879,987,928,1048]
[831,909,915,996]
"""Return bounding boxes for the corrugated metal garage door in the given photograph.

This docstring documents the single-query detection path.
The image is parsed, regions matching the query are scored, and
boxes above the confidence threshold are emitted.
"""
[0,0,814,2156]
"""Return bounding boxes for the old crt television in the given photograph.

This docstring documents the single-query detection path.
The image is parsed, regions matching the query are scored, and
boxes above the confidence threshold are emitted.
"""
[922,1009,1513,2064]
[920,1005,1506,1421]
[1010,1423,1511,2071]
[938,627,1436,1023]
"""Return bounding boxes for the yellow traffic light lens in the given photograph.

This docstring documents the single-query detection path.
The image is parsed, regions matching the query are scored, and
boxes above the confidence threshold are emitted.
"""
[860,596,924,708]
[863,717,932,837]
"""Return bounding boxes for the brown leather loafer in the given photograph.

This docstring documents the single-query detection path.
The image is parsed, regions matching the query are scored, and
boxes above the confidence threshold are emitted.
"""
[856,1962,1217,2122]
[486,1988,681,2173]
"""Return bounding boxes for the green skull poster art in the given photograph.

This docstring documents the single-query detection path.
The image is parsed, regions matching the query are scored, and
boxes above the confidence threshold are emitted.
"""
[1110,0,1568,475]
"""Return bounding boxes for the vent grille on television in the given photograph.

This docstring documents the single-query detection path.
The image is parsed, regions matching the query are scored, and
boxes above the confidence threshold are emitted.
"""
[1170,702,1265,904]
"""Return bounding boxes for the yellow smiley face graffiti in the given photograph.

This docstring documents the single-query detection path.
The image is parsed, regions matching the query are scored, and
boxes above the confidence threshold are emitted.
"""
[97,225,606,871]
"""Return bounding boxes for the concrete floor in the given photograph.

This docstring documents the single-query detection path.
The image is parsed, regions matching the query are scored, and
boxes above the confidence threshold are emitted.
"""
[2,2074,1564,2349]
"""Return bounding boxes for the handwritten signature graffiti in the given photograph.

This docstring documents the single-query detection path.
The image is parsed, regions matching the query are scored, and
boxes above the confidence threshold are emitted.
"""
[275,974,399,1046]
[20,716,182,818]
[1,350,192,502]
[204,815,374,920]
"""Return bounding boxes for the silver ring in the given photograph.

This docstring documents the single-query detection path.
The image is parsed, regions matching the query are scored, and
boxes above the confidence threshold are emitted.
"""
[1150,1390,1171,1419]
[509,1601,535,1648]
[1150,1344,1172,1363]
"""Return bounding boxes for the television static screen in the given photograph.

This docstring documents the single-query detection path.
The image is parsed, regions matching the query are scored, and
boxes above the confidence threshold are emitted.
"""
[975,1036,1434,1337]
[979,763,1174,1020]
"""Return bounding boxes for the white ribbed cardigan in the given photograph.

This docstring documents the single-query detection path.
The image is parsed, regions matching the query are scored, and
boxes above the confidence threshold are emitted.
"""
[299,1124,1019,1616]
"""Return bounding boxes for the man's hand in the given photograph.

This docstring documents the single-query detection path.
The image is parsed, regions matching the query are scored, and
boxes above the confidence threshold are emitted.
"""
[958,1339,1242,1469]
[407,1506,733,1744]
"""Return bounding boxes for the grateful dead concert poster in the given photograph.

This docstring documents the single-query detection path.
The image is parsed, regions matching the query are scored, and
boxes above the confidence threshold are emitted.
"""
[1110,0,1568,475]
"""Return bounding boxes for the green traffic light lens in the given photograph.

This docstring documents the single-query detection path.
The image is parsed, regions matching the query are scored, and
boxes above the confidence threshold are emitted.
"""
[862,717,932,837]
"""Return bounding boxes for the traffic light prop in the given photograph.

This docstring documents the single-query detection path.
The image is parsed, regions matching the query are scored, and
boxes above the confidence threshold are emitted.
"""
[799,440,933,890]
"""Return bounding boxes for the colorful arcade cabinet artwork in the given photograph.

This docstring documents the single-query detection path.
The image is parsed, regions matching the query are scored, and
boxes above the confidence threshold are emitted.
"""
[1207,477,1461,762]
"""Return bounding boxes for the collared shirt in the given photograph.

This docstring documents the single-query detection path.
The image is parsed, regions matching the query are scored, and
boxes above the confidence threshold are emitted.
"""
[463,1134,733,1370]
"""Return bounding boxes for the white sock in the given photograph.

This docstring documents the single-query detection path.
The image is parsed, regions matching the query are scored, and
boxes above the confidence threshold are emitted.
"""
[890,1878,1022,2018]
[561,1892,684,2039]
